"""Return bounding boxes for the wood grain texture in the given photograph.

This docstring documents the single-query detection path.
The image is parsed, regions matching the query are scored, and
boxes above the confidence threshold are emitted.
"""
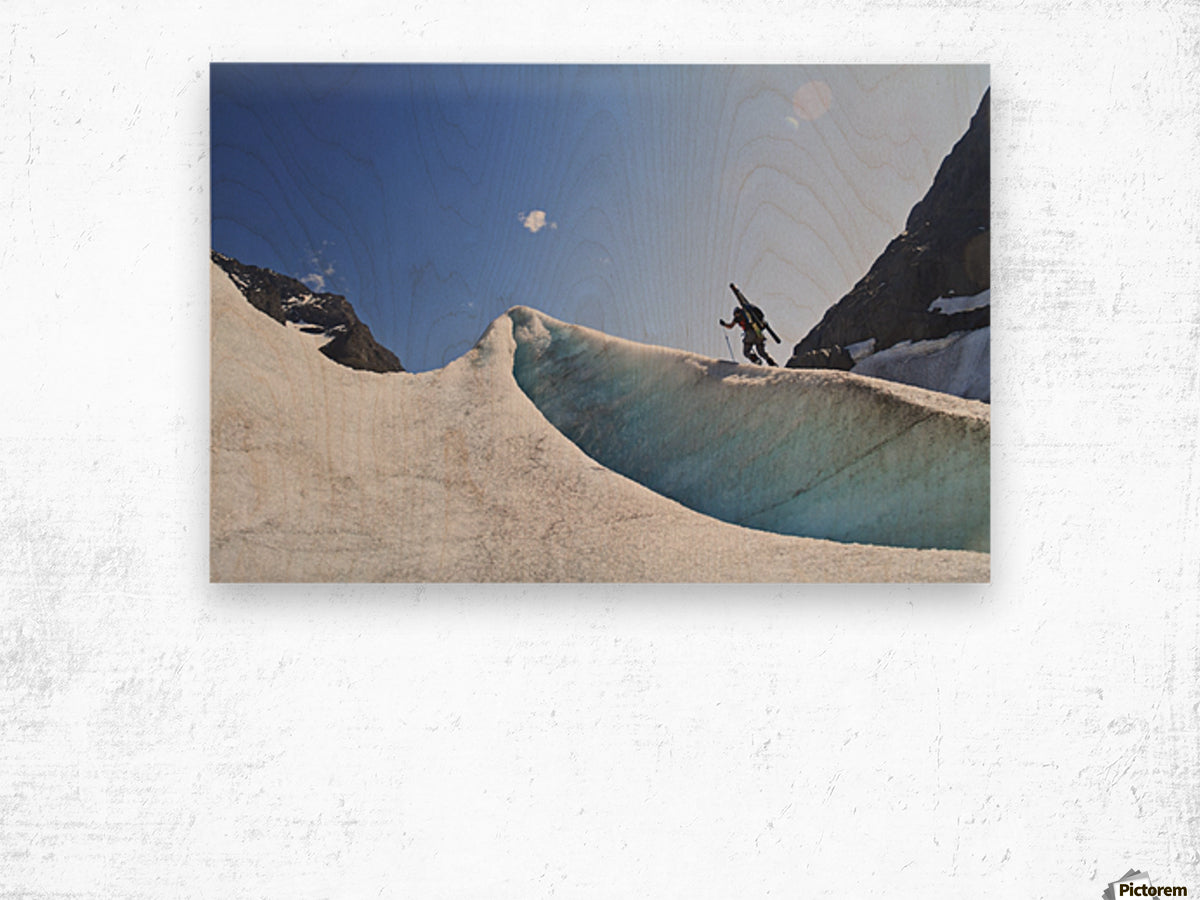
[211,64,988,372]
[1,1,1198,897]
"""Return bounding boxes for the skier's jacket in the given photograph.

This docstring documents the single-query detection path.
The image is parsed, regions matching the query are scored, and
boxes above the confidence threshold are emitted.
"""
[722,307,765,342]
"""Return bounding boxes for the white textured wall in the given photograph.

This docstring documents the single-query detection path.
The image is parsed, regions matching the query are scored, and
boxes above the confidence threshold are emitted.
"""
[2,2,1198,897]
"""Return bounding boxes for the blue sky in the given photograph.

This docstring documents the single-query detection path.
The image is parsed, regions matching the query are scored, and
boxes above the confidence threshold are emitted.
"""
[211,64,988,372]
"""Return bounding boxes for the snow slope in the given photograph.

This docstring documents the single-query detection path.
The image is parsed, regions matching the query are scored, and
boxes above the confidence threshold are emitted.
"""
[840,289,991,401]
[211,264,989,581]
[853,326,991,402]
[510,308,989,552]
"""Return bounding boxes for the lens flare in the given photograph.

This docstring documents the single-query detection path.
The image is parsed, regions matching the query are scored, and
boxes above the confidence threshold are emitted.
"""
[791,80,833,121]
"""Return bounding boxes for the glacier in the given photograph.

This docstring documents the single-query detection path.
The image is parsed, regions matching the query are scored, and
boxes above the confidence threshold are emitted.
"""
[211,262,989,580]
[509,307,989,552]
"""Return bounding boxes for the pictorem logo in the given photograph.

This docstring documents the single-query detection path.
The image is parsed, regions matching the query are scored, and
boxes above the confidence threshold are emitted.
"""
[1103,870,1189,899]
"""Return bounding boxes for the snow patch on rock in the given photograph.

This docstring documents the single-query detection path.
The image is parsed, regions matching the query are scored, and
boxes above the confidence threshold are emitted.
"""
[845,338,877,362]
[928,289,991,316]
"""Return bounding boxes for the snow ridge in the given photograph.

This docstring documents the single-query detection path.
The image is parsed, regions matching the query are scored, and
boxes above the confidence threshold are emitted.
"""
[508,307,989,552]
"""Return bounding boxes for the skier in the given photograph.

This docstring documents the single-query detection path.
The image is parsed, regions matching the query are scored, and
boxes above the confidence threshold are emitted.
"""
[720,286,778,366]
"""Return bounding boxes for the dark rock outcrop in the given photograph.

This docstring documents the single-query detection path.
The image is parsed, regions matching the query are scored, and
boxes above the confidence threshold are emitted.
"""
[787,88,989,368]
[789,345,855,371]
[211,250,404,373]
[318,322,407,373]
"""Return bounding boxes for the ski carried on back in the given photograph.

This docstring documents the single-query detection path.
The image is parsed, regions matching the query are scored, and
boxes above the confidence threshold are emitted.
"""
[729,283,780,343]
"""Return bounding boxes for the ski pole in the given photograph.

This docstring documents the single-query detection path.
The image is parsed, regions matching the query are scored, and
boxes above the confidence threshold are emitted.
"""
[724,333,736,362]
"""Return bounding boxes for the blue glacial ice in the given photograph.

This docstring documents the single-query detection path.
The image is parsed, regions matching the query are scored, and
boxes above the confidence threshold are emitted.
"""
[508,307,989,552]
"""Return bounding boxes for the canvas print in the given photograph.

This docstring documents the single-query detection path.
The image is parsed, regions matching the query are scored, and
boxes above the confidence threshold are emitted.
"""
[210,64,990,582]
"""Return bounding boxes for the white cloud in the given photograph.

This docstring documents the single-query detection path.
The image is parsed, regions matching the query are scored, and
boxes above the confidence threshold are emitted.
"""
[302,244,335,291]
[518,209,556,233]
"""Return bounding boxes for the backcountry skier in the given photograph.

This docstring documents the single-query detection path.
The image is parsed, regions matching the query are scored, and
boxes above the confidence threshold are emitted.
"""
[720,284,779,366]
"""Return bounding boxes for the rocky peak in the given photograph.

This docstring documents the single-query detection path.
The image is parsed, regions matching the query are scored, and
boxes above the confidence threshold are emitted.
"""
[211,250,404,373]
[787,88,990,365]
